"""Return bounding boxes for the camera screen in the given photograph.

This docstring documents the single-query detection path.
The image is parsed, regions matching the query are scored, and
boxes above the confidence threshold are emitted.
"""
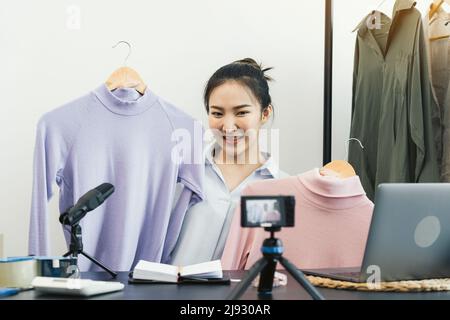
[246,199,283,226]
[241,195,296,229]
[241,196,295,228]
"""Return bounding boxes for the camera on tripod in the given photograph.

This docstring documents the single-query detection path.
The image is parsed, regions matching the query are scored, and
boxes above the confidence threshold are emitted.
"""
[240,195,295,229]
[226,194,324,300]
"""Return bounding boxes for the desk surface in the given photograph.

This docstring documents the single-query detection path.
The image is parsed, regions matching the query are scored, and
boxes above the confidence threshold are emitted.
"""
[4,271,450,300]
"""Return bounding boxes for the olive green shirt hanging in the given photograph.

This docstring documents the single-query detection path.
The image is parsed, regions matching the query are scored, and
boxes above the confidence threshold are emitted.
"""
[348,0,441,200]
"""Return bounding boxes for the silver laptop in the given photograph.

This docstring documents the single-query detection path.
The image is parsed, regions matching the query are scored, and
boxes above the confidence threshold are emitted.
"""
[302,183,450,283]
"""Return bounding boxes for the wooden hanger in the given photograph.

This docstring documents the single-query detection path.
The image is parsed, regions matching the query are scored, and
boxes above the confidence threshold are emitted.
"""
[320,160,356,179]
[429,0,450,41]
[429,0,450,19]
[105,41,146,95]
[430,33,450,41]
[319,138,364,178]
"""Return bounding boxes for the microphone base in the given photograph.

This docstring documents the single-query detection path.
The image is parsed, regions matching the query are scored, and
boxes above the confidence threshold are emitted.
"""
[63,224,117,278]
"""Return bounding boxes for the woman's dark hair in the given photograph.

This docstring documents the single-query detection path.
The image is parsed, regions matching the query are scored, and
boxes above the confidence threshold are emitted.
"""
[204,58,274,115]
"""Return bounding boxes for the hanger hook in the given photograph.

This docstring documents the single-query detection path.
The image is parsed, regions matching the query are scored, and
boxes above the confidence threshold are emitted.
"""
[375,0,387,11]
[345,138,364,160]
[112,41,132,66]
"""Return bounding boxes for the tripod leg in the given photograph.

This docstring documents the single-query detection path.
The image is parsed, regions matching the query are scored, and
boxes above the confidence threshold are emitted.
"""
[258,258,277,295]
[80,251,118,278]
[278,256,325,300]
[226,258,268,300]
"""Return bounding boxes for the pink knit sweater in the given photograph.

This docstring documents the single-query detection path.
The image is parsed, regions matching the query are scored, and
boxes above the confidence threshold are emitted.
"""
[221,168,374,270]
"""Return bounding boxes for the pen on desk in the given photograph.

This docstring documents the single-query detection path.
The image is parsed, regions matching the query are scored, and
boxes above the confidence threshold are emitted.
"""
[0,286,33,298]
[0,288,20,298]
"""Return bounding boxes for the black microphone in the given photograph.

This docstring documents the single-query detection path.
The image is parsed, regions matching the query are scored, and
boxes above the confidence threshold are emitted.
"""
[60,183,115,226]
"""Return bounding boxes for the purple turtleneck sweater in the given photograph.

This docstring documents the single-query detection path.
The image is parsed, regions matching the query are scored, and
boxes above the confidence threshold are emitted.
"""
[28,84,204,271]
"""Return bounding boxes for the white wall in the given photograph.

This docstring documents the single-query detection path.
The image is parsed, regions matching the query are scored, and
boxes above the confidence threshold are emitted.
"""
[2,0,436,258]
[0,0,325,257]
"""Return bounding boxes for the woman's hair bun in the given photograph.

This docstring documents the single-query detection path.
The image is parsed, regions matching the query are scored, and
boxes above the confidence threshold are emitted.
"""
[233,58,273,82]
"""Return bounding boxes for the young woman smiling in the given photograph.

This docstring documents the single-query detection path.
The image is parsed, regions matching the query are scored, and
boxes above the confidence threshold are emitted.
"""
[168,58,287,266]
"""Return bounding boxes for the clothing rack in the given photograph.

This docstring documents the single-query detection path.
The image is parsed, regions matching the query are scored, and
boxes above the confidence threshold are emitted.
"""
[323,0,333,165]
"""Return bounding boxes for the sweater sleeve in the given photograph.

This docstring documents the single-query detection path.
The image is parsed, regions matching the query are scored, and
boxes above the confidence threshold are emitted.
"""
[221,184,262,271]
[28,117,67,256]
[160,121,205,264]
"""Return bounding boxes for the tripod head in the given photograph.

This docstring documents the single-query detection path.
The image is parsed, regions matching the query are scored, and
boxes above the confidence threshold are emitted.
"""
[263,226,281,233]
[260,227,283,260]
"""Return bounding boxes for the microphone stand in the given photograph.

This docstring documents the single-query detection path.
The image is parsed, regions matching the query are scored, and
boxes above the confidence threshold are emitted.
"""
[63,224,117,278]
[60,183,117,278]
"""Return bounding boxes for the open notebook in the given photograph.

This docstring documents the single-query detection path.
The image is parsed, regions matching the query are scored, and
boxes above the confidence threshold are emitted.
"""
[130,260,228,284]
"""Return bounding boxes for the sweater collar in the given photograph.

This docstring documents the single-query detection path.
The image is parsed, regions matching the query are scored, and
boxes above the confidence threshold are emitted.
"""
[93,83,158,116]
[294,168,371,210]
[298,168,366,198]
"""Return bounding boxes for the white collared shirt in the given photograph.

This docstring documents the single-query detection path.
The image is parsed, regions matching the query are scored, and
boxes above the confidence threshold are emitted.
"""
[169,143,287,266]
